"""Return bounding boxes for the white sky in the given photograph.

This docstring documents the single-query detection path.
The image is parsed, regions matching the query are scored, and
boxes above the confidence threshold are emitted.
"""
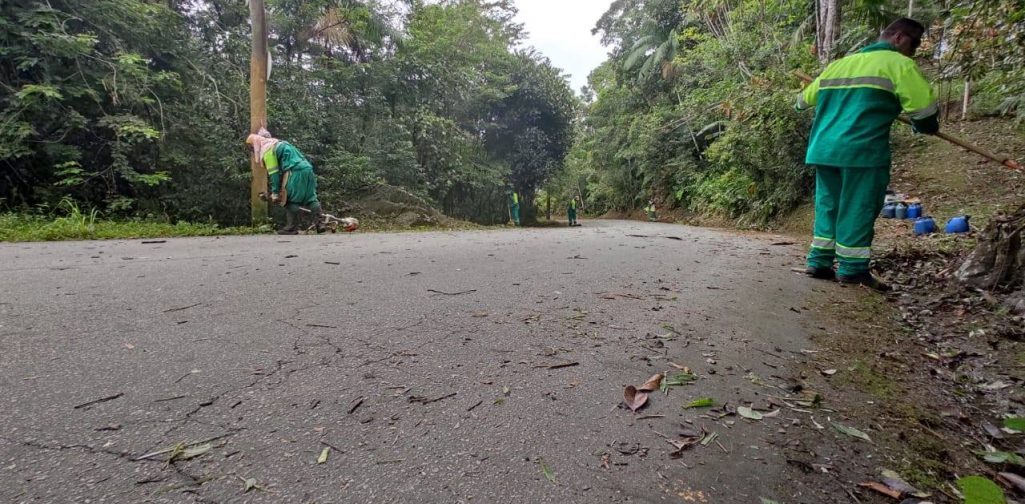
[512,0,613,94]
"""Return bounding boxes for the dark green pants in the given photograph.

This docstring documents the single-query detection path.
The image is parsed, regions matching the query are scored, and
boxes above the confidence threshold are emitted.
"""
[567,208,577,225]
[510,204,520,226]
[807,165,889,276]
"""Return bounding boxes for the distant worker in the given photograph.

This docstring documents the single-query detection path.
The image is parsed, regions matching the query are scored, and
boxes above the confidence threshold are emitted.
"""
[645,199,657,222]
[567,196,579,227]
[796,18,938,291]
[247,130,325,235]
[508,189,521,226]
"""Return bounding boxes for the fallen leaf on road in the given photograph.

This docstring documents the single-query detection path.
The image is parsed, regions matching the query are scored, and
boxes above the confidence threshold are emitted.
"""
[737,406,763,420]
[639,373,663,392]
[998,472,1025,493]
[684,398,714,409]
[700,431,719,446]
[880,469,928,497]
[317,447,330,464]
[978,450,1025,467]
[176,443,211,461]
[668,362,691,372]
[831,422,872,443]
[241,477,258,493]
[983,422,1006,439]
[1004,417,1025,433]
[659,372,697,393]
[623,386,648,412]
[759,499,781,504]
[857,482,902,499]
[820,369,837,376]
[957,475,1005,504]
[539,459,555,483]
[502,386,511,396]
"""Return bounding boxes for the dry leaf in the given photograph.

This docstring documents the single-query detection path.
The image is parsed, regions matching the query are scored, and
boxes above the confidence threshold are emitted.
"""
[623,385,649,412]
[737,406,763,420]
[857,482,902,499]
[639,373,664,392]
[317,447,329,464]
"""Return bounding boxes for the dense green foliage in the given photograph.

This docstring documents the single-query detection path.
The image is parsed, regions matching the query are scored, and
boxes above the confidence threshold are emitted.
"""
[0,0,576,226]
[567,0,1025,226]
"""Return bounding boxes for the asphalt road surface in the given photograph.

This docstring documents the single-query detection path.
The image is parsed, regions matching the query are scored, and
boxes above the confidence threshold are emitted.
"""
[1,220,820,503]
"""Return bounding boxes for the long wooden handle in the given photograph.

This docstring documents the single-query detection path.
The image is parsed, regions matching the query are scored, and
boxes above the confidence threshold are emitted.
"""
[793,70,1023,172]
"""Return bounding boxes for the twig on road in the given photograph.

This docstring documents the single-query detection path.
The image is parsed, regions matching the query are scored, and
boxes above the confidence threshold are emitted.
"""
[73,393,124,410]
[409,392,457,405]
[427,289,477,296]
[163,303,201,313]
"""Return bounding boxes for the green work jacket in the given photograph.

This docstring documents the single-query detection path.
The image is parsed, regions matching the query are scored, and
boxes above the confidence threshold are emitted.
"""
[796,42,939,168]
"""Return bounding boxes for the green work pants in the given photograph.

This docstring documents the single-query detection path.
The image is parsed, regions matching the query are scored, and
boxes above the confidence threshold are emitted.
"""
[567,208,577,225]
[510,204,521,226]
[807,165,889,276]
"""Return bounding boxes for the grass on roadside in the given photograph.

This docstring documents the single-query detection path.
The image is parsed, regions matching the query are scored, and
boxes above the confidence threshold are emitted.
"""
[0,201,261,242]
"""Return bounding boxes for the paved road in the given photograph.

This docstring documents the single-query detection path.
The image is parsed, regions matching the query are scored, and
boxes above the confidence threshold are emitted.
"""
[1,220,819,503]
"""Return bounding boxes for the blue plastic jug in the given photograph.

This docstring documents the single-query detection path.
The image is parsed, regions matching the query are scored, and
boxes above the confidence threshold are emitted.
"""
[881,203,897,219]
[895,203,908,220]
[946,215,971,234]
[907,203,923,219]
[913,217,936,236]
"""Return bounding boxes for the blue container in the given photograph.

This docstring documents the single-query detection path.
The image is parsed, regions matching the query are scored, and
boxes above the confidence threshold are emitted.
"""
[913,217,936,235]
[881,203,897,219]
[946,215,971,234]
[907,203,923,219]
[895,203,908,220]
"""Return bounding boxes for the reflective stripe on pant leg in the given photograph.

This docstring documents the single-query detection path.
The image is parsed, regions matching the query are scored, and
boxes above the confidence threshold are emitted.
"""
[808,166,841,269]
[836,243,871,259]
[836,166,889,276]
[811,236,836,250]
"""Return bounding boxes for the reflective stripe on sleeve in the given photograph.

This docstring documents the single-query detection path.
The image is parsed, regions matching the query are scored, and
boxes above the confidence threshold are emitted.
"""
[907,101,939,120]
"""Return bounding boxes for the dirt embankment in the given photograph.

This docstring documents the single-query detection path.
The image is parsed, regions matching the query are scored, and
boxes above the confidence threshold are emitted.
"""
[778,118,1025,503]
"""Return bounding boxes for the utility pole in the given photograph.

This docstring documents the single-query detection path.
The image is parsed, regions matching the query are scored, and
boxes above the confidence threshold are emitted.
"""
[249,0,269,224]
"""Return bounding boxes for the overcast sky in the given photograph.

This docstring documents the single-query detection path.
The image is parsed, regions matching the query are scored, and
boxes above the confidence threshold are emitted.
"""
[512,0,612,94]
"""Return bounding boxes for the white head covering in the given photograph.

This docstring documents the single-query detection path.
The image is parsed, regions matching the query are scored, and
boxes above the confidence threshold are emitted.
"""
[246,129,280,166]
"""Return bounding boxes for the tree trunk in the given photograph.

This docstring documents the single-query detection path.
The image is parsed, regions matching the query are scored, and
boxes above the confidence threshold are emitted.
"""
[816,0,841,63]
[961,79,971,121]
[957,204,1025,312]
[250,0,269,224]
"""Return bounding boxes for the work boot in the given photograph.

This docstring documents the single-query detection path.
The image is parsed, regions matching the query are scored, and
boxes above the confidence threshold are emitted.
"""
[804,266,836,280]
[837,272,891,292]
[311,206,326,234]
[278,209,299,235]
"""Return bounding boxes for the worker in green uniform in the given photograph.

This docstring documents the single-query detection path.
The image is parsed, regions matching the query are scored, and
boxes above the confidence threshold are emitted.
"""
[508,189,521,226]
[796,18,939,291]
[645,199,656,222]
[567,196,579,226]
[247,130,325,235]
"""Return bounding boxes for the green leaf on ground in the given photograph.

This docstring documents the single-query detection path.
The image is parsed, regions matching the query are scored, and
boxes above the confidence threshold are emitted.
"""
[659,372,697,393]
[831,422,872,442]
[242,477,257,493]
[317,447,330,464]
[684,397,714,409]
[956,475,1005,504]
[978,450,1025,467]
[1004,417,1025,433]
[178,443,211,460]
[737,406,763,420]
[539,459,555,483]
[759,499,781,504]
